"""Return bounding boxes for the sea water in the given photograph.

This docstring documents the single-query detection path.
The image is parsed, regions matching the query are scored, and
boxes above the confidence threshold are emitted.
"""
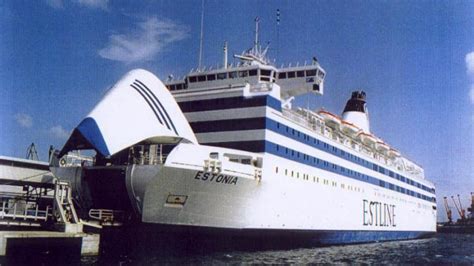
[81,233,474,265]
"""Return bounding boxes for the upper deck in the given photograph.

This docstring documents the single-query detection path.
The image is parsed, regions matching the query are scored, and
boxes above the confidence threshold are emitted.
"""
[165,61,326,99]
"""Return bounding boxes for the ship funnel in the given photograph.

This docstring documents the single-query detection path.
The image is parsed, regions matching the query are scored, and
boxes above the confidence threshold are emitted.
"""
[341,91,370,132]
[59,69,197,157]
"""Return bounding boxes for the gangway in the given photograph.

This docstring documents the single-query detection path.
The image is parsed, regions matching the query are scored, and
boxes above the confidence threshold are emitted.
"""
[0,180,81,229]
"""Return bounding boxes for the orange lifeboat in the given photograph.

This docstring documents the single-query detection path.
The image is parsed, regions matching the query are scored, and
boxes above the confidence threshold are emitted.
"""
[358,132,377,146]
[375,141,390,153]
[340,120,360,137]
[388,148,401,158]
[318,110,341,130]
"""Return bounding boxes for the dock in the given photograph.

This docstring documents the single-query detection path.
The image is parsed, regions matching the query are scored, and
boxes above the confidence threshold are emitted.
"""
[0,156,101,258]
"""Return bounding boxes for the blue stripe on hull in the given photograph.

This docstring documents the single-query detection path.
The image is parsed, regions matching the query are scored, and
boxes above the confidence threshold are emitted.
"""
[192,116,434,197]
[308,230,433,245]
[178,95,281,113]
[201,138,434,204]
[139,223,434,246]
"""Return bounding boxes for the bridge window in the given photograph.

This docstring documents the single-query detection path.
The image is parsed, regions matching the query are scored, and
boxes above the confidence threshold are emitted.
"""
[217,73,227,80]
[207,74,216,81]
[238,71,248,77]
[189,76,197,83]
[297,71,304,77]
[317,70,325,79]
[229,71,237,79]
[176,84,183,90]
[306,69,317,76]
[197,75,206,82]
[249,69,258,76]
[261,69,271,76]
[279,72,287,79]
[287,72,296,78]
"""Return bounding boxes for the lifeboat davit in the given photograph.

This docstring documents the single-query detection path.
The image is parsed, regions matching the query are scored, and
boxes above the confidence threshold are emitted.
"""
[319,110,341,130]
[340,120,360,137]
[375,141,390,153]
[358,132,377,146]
[388,148,401,158]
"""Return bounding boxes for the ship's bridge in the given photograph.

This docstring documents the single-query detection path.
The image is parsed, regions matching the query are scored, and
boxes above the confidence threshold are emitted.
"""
[168,64,277,92]
[165,18,325,99]
[165,62,325,100]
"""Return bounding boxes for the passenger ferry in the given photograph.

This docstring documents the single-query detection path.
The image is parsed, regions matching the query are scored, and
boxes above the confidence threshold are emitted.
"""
[53,20,437,246]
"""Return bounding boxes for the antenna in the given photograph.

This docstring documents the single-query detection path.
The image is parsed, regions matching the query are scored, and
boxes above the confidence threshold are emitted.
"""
[276,9,280,60]
[198,0,205,71]
[223,41,228,69]
[254,17,260,52]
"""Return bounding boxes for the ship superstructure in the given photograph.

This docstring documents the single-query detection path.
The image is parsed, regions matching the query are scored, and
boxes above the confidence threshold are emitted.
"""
[53,19,437,245]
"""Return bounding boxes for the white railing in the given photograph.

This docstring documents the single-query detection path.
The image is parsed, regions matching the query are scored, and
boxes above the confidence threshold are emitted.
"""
[0,199,51,222]
[282,108,424,179]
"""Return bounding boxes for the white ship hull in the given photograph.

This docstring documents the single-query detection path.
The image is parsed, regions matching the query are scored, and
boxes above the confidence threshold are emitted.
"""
[54,68,436,246]
[129,144,435,245]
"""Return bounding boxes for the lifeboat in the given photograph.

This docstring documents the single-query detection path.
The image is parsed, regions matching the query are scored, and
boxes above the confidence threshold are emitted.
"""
[388,148,401,158]
[357,132,377,146]
[375,141,390,153]
[318,110,341,130]
[340,120,360,137]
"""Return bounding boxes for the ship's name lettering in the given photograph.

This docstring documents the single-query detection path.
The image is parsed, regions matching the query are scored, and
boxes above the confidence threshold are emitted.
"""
[194,171,238,185]
[362,199,396,227]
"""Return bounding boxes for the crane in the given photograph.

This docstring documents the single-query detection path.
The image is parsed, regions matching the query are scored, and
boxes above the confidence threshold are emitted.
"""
[457,194,466,220]
[443,197,452,224]
[26,142,39,161]
[451,195,466,221]
[469,192,474,217]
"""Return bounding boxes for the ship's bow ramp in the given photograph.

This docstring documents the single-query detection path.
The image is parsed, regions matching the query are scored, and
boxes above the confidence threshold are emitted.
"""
[60,69,197,157]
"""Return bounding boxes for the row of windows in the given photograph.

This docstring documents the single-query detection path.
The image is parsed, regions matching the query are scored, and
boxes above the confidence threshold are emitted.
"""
[271,142,436,203]
[187,69,274,84]
[167,68,324,91]
[273,121,435,195]
[275,165,434,212]
[278,69,325,80]
[167,83,186,91]
[275,166,363,192]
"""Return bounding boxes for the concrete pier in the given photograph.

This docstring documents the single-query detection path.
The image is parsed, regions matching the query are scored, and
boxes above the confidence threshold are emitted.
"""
[0,230,100,257]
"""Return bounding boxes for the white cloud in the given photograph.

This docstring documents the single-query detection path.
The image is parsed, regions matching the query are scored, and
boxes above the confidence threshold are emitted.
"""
[45,0,63,9]
[15,113,33,128]
[74,0,108,10]
[98,17,189,64]
[466,52,474,77]
[49,125,70,140]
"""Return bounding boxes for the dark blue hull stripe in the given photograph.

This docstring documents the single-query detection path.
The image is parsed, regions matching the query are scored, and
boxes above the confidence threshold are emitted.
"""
[201,140,265,152]
[265,118,435,195]
[191,117,434,196]
[135,79,179,135]
[178,95,281,113]
[191,118,265,133]
[265,140,434,203]
[142,223,434,245]
[203,139,434,204]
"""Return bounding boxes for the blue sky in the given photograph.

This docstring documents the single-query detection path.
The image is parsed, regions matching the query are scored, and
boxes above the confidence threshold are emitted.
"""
[1,0,473,220]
